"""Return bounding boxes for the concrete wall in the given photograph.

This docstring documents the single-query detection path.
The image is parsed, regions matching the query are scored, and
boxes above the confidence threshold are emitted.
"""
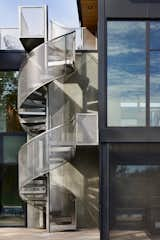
[27,204,44,228]
[48,51,99,229]
[50,147,99,229]
[48,51,98,128]
[73,147,99,228]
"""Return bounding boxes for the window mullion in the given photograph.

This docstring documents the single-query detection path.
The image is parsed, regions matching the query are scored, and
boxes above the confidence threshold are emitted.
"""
[146,21,150,127]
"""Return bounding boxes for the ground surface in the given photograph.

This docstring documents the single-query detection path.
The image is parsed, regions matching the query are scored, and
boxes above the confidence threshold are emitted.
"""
[0,228,159,240]
[0,228,100,240]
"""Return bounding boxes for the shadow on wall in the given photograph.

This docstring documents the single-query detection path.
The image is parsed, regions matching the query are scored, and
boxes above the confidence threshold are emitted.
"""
[48,51,98,229]
[49,146,99,229]
[48,52,98,128]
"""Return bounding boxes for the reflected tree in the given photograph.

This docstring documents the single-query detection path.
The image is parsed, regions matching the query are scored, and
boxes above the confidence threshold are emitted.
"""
[116,165,128,176]
[0,72,22,132]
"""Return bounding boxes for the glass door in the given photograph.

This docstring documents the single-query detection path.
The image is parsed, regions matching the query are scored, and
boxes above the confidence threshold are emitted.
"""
[110,164,160,234]
[0,135,26,227]
[0,164,25,226]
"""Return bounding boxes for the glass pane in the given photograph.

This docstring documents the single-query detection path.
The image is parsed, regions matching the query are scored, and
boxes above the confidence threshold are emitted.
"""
[150,22,160,50]
[107,22,146,126]
[3,136,26,163]
[0,72,23,132]
[0,105,6,131]
[0,164,25,226]
[111,164,160,237]
[150,52,160,126]
[109,143,160,239]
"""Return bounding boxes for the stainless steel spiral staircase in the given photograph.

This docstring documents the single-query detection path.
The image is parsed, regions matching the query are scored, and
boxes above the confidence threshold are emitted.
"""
[17,5,98,231]
[18,30,78,229]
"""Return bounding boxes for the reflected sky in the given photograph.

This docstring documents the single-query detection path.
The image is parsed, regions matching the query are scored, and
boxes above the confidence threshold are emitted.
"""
[116,165,160,176]
[107,21,146,126]
[108,21,146,100]
[107,21,160,126]
[107,21,160,101]
[150,49,160,125]
[150,22,160,49]
[150,52,160,98]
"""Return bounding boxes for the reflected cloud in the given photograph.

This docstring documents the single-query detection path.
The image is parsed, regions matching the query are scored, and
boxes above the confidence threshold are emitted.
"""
[107,22,146,126]
[108,44,143,56]
[107,21,160,126]
[108,21,145,35]
[108,67,145,99]
[108,22,145,57]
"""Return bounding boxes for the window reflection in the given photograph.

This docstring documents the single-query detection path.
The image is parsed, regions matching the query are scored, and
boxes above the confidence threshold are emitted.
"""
[150,52,160,126]
[0,164,25,226]
[116,165,160,176]
[111,164,160,233]
[150,22,160,126]
[0,72,22,132]
[3,136,26,163]
[150,22,160,50]
[107,22,146,126]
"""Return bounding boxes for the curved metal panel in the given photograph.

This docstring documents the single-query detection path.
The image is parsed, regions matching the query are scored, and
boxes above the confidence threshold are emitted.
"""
[18,32,75,109]
[17,23,98,230]
[19,123,76,192]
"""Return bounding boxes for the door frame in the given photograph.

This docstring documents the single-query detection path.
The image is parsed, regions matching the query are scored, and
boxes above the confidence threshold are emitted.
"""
[100,142,160,239]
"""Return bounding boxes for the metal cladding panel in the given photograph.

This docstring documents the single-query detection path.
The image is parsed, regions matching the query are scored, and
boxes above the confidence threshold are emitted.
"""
[148,2,160,17]
[76,113,99,145]
[106,0,160,18]
[106,0,147,18]
[0,50,25,71]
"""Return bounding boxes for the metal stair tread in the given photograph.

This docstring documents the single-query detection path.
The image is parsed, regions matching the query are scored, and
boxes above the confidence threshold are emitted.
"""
[88,187,99,193]
[49,146,73,152]
[18,32,77,209]
[19,111,46,116]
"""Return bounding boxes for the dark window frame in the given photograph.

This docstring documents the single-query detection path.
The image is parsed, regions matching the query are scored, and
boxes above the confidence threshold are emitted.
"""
[106,20,160,128]
[107,20,148,127]
[98,12,160,240]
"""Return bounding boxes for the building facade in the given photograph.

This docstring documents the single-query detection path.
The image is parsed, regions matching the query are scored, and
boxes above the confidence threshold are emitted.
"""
[0,1,99,233]
[99,0,160,239]
[0,34,26,226]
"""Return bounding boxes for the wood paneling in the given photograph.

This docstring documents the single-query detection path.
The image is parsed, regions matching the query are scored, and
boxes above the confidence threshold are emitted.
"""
[77,0,97,34]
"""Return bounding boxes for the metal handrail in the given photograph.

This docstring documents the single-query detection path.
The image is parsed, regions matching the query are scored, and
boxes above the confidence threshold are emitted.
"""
[19,121,76,190]
[18,31,76,109]
[20,120,75,149]
[49,21,97,50]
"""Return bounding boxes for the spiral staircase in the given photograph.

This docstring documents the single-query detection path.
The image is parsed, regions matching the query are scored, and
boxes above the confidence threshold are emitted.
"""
[18,29,79,228]
[17,5,98,231]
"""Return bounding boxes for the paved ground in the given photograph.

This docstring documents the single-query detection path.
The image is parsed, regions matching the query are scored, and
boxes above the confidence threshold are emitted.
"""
[0,228,159,240]
[110,231,151,240]
[0,228,100,240]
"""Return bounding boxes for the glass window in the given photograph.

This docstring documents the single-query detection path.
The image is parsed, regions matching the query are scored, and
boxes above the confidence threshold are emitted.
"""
[0,72,23,132]
[0,164,25,226]
[150,22,160,50]
[109,143,160,239]
[3,136,26,163]
[107,21,146,126]
[150,52,160,126]
[112,164,160,233]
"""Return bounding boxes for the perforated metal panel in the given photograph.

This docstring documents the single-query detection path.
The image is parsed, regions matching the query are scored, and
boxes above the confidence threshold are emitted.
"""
[0,28,23,50]
[19,6,47,39]
[76,113,98,145]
